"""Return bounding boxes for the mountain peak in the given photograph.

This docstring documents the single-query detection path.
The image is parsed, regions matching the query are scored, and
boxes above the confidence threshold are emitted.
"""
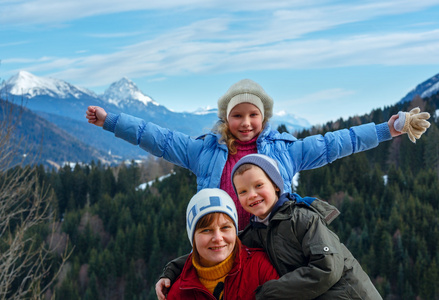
[2,71,96,99]
[399,73,439,103]
[102,77,158,107]
[14,70,36,81]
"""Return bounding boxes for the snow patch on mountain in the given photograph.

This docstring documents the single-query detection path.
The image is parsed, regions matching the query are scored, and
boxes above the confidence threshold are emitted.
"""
[421,80,439,98]
[273,110,311,128]
[399,73,439,103]
[2,71,96,99]
[192,106,218,115]
[136,171,176,191]
[2,71,312,134]
[101,77,158,107]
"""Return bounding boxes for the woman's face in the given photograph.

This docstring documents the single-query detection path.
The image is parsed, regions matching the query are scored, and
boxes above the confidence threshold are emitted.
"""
[227,103,263,142]
[194,213,236,267]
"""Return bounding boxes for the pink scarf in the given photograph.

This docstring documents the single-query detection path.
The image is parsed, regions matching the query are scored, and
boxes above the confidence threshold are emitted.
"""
[220,137,258,230]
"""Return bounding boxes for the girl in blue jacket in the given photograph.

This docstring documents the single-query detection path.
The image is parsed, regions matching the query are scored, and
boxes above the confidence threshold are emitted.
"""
[86,78,411,230]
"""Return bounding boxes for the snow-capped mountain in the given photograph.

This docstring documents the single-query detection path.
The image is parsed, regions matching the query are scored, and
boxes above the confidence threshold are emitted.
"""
[271,110,311,133]
[101,77,158,108]
[192,106,218,116]
[1,71,313,162]
[1,71,108,123]
[399,72,439,103]
[2,71,97,99]
[1,71,311,134]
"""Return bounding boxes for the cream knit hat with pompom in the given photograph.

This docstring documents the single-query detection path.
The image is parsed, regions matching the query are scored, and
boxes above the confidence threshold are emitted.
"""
[217,79,273,121]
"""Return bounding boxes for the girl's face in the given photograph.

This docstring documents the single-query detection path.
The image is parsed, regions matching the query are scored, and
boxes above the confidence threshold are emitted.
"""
[227,103,263,142]
[193,214,236,267]
[233,166,279,219]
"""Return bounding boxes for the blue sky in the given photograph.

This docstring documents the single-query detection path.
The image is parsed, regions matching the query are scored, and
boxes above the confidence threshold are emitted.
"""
[1,0,439,125]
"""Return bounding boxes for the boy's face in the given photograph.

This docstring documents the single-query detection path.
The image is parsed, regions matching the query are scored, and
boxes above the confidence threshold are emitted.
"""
[233,166,279,219]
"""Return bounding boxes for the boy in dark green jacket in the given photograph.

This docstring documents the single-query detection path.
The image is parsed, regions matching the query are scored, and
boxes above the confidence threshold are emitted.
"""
[232,154,382,300]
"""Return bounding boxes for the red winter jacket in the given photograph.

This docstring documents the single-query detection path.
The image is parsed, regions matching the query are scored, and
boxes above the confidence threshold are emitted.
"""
[166,246,279,300]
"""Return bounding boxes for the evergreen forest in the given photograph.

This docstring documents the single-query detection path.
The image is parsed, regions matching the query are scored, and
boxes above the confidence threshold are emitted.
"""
[2,93,439,299]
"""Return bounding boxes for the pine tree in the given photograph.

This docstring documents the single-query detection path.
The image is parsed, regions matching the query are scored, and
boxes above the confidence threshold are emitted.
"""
[88,161,103,206]
[83,272,100,300]
[277,124,288,133]
[420,258,439,300]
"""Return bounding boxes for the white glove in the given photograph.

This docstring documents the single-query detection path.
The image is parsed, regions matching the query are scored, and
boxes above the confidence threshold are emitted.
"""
[394,107,431,143]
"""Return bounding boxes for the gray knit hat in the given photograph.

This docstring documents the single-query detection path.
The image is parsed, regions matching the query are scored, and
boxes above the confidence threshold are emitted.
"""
[217,79,274,121]
[186,188,238,246]
[231,154,284,196]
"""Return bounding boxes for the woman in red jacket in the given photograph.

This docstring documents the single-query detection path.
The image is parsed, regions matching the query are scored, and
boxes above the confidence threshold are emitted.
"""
[164,188,278,300]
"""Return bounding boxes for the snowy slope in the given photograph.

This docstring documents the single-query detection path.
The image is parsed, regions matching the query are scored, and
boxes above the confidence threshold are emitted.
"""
[399,73,439,103]
[2,71,97,99]
[101,77,158,108]
[1,71,312,159]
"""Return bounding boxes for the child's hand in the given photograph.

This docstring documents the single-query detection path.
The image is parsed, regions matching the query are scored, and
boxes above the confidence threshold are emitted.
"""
[388,114,403,137]
[393,107,431,143]
[86,106,107,127]
[155,278,171,300]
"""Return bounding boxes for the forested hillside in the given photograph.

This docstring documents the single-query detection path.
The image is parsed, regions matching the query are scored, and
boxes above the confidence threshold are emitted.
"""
[2,93,439,299]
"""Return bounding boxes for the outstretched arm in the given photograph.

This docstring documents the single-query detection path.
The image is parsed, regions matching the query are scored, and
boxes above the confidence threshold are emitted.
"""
[86,106,107,127]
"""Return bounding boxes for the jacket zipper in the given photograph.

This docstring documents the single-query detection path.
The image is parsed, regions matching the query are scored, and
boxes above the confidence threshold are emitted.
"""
[266,223,281,274]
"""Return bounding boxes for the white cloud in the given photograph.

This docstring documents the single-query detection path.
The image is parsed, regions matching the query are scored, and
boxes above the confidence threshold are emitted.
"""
[86,32,144,39]
[12,26,439,88]
[0,41,30,47]
[283,88,356,106]
[2,0,439,27]
[2,0,439,88]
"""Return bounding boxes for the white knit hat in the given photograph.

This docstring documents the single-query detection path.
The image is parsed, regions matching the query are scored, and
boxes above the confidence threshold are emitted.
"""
[186,188,238,246]
[217,79,274,121]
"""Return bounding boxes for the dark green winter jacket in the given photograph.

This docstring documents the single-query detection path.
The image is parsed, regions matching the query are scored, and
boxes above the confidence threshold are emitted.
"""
[239,193,382,300]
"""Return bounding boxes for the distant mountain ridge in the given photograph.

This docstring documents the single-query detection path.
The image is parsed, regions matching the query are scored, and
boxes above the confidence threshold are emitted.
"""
[1,71,311,165]
[399,72,439,103]
[0,99,113,168]
[2,70,438,167]
[1,71,310,133]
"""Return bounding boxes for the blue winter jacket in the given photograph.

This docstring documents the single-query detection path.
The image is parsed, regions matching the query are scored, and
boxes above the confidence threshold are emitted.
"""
[103,113,392,193]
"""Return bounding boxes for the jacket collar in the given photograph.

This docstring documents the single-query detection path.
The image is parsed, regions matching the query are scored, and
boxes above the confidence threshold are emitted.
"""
[179,248,242,290]
[257,123,298,142]
[248,193,292,228]
[268,193,291,220]
[248,193,339,227]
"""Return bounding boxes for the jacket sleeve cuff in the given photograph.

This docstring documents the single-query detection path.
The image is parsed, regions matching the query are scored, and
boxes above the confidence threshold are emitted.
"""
[103,112,119,133]
[159,254,189,283]
[375,122,392,143]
